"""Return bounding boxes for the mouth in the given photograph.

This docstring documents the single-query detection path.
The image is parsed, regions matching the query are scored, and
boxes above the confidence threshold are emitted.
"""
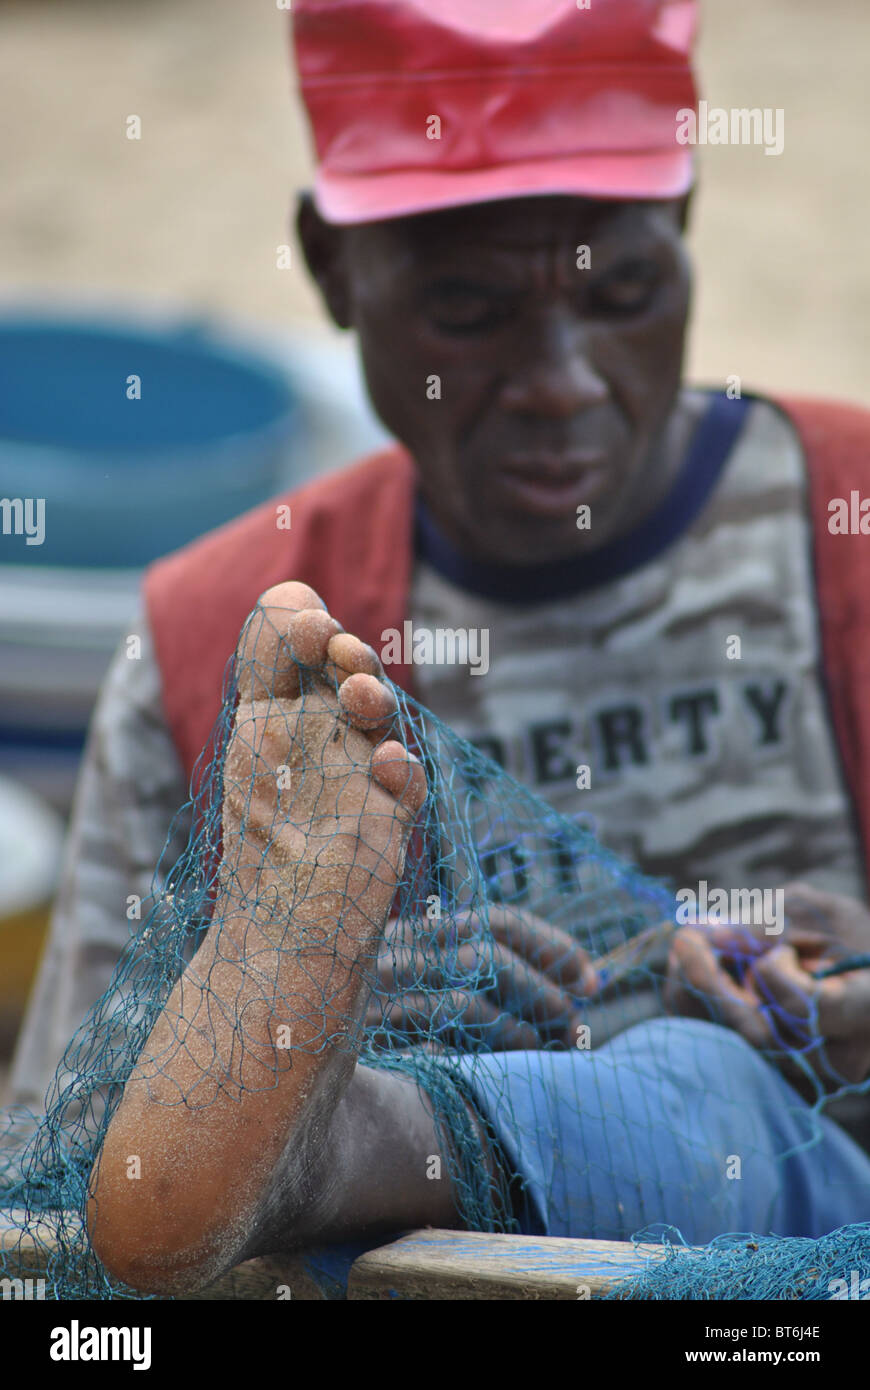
[496,453,609,519]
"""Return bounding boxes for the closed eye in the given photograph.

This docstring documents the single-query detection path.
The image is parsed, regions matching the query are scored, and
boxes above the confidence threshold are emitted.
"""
[421,280,514,334]
[588,260,661,315]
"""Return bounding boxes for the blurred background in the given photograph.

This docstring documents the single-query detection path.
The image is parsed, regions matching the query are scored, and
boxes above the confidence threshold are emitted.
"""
[0,0,868,1073]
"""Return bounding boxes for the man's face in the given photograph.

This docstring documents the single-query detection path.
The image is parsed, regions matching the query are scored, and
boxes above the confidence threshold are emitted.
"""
[309,194,692,565]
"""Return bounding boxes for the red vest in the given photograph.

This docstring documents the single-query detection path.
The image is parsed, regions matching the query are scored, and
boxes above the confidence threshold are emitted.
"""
[144,397,870,867]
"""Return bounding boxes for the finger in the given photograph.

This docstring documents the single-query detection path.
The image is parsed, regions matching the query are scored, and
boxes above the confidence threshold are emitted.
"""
[378,939,573,1030]
[431,905,598,996]
[663,967,710,1020]
[402,907,566,958]
[480,940,582,1039]
[748,946,863,1068]
[750,946,824,1041]
[383,907,599,1004]
[702,923,833,986]
[398,911,480,953]
[782,880,831,914]
[374,934,576,1042]
[374,913,476,963]
[441,991,542,1051]
[781,881,837,938]
[668,930,775,1049]
[816,969,870,1042]
[375,945,442,994]
[364,991,441,1043]
[664,935,723,1020]
[368,989,541,1052]
[486,906,600,997]
[703,922,769,961]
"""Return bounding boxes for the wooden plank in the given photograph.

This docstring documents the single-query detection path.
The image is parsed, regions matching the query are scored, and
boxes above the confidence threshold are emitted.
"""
[2,1210,689,1300]
[348,1228,686,1300]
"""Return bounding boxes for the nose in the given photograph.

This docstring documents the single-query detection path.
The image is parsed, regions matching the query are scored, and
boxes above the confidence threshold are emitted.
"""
[499,311,609,419]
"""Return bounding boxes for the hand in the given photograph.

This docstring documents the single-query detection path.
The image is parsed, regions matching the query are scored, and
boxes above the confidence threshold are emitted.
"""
[364,904,600,1051]
[664,881,870,1086]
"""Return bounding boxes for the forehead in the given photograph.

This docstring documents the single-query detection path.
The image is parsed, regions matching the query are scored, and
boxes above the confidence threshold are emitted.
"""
[351,196,683,266]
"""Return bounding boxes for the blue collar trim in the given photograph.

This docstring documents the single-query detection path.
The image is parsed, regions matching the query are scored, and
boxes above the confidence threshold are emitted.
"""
[413,392,752,604]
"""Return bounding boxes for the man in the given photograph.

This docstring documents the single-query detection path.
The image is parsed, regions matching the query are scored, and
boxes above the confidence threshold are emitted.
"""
[87,585,870,1295]
[11,0,870,1154]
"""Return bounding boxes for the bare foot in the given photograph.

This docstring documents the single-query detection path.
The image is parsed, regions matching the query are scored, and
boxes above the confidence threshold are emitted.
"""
[220,580,428,1044]
[88,582,427,1290]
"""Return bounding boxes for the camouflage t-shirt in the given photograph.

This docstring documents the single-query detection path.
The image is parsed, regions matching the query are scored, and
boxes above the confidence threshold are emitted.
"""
[410,392,866,906]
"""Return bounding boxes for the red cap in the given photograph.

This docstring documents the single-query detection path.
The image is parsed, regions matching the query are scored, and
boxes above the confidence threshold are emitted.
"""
[291,0,699,224]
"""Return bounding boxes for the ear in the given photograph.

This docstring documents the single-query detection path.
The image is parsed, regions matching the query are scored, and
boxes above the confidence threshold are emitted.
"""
[295,191,353,329]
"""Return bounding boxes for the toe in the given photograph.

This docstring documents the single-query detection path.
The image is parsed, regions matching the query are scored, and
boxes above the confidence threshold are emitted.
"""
[328,633,384,683]
[286,608,344,667]
[338,672,397,734]
[236,614,299,702]
[235,583,329,700]
[260,581,326,613]
[370,742,428,814]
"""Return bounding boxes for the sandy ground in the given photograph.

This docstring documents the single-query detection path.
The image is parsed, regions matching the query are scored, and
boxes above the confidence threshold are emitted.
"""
[0,0,868,403]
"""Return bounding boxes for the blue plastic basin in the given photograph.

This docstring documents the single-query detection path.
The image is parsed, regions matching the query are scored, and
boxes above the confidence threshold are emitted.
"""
[0,315,299,567]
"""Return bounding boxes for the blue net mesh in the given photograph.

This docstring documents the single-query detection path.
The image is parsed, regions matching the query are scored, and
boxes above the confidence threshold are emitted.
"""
[1,592,868,1300]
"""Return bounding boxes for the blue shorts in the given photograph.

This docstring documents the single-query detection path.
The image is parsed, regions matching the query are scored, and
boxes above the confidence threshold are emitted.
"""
[439,1017,870,1243]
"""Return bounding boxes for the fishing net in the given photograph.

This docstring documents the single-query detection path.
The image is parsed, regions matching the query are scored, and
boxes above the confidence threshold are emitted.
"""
[1,593,868,1300]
